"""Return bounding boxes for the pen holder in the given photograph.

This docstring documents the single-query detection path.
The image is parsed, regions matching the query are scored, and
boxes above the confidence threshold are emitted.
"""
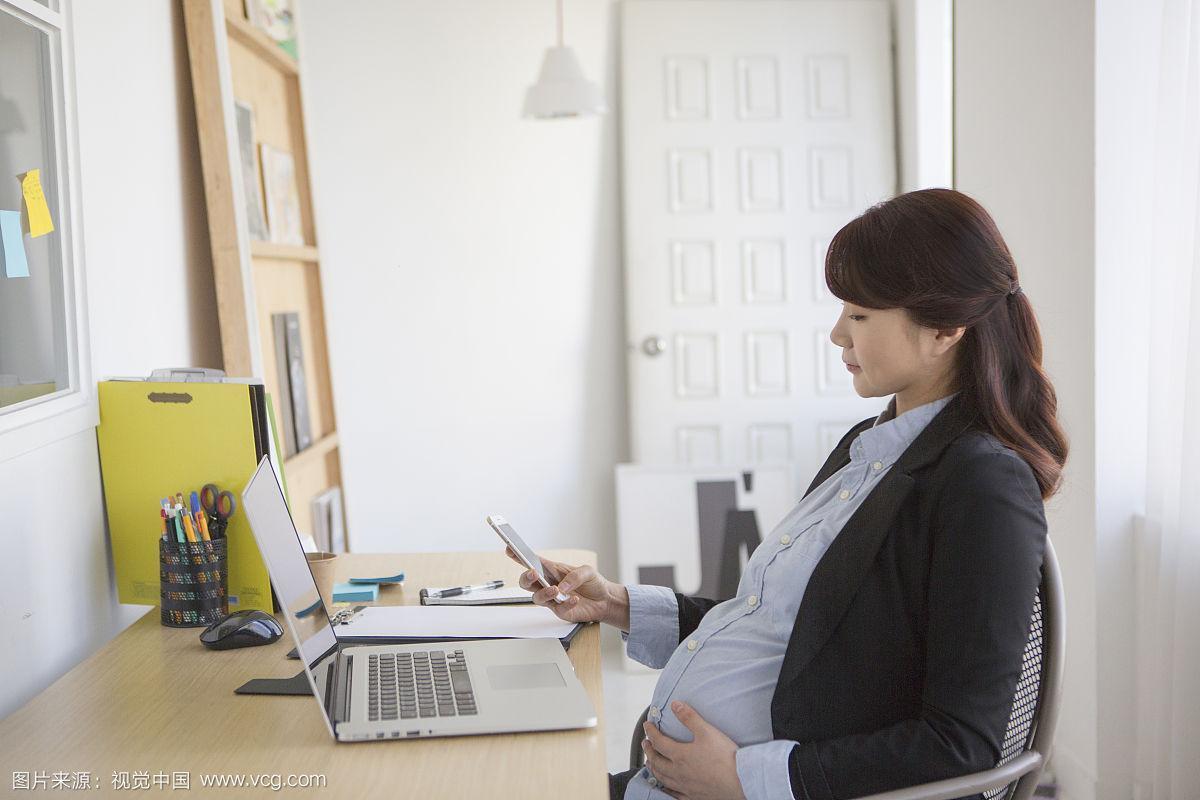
[159,537,228,627]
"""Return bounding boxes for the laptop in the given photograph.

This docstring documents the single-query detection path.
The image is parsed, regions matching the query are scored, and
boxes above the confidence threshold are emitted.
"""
[241,456,598,742]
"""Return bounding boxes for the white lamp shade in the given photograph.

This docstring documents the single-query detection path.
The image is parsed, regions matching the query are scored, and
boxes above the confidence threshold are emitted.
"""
[523,46,607,119]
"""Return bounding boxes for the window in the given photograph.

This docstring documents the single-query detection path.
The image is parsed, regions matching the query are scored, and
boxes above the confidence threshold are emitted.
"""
[0,0,94,457]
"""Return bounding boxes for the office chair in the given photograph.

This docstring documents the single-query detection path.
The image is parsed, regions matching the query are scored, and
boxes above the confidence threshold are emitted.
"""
[629,537,1065,800]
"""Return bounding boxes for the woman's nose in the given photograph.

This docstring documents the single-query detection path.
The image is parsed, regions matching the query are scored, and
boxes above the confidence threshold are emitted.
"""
[829,318,849,349]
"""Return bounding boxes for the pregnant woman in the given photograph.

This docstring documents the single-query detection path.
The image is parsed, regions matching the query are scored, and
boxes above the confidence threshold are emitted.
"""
[507,188,1067,800]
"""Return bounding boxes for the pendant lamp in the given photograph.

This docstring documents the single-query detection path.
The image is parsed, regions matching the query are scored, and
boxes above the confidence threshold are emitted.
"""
[523,0,607,119]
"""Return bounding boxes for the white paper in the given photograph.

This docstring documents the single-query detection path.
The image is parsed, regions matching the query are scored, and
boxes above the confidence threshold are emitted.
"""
[337,604,578,640]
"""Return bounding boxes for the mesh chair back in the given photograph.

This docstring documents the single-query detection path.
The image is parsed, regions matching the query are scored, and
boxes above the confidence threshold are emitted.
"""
[986,535,1065,800]
[984,591,1044,800]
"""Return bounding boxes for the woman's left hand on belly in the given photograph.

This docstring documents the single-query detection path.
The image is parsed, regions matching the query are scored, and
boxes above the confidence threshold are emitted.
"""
[642,701,747,800]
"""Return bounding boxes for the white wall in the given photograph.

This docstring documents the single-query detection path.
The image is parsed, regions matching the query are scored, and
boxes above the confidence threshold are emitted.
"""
[297,0,628,573]
[0,0,219,718]
[954,1,1101,797]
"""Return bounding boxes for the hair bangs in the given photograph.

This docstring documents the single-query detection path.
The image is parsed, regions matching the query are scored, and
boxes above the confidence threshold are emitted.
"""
[824,218,897,310]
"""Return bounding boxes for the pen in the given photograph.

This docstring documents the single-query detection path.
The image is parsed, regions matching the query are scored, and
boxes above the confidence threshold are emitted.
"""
[182,506,198,543]
[161,498,174,540]
[426,579,504,599]
[172,494,186,551]
[191,492,210,542]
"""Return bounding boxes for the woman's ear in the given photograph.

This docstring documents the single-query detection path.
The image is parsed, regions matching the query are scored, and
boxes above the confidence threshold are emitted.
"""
[932,326,966,357]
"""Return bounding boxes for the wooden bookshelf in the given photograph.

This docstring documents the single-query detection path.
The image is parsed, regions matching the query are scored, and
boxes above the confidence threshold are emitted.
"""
[250,241,320,262]
[183,0,345,546]
[224,10,298,76]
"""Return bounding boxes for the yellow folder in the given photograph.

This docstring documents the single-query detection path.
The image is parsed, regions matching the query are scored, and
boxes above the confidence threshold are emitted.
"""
[97,381,274,611]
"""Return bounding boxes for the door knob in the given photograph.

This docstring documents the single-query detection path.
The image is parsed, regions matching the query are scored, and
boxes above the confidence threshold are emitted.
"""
[641,336,666,357]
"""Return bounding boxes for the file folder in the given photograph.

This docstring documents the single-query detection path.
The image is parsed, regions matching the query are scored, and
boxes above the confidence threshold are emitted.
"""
[97,380,277,611]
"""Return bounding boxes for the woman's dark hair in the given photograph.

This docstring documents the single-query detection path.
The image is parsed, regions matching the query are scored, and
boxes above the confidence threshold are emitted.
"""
[825,188,1068,499]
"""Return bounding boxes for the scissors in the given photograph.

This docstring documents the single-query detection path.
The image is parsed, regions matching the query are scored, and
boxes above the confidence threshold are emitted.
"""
[200,483,237,538]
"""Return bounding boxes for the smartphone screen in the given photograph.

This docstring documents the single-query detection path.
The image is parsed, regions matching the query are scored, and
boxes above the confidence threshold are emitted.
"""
[487,516,567,602]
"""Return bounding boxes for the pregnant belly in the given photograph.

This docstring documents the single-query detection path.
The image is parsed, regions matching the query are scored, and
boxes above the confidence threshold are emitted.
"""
[651,640,785,748]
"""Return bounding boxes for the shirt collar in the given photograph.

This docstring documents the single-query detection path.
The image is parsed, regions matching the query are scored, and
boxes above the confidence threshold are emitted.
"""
[849,392,958,467]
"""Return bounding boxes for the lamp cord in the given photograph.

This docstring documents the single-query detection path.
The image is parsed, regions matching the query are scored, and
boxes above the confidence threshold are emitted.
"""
[556,0,564,47]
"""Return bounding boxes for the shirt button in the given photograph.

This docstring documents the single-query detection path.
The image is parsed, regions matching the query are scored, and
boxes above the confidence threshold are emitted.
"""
[839,489,851,500]
[780,534,791,545]
[747,595,758,607]
[648,705,659,719]
[648,777,658,787]
[687,639,697,651]
[872,461,883,471]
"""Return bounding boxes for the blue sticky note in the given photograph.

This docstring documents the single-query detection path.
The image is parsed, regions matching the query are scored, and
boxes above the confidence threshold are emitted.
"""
[333,581,379,603]
[0,210,29,278]
[348,572,405,585]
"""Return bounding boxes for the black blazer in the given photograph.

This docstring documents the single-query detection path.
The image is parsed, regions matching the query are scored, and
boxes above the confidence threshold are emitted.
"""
[672,394,1047,800]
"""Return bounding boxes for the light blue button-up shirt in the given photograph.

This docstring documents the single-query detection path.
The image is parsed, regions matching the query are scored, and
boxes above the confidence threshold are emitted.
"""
[619,394,956,800]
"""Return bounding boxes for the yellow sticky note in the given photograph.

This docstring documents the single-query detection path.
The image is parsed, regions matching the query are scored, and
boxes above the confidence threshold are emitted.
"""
[18,168,54,238]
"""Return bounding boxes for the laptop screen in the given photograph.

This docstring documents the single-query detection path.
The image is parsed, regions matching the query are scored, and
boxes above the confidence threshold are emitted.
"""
[242,456,340,733]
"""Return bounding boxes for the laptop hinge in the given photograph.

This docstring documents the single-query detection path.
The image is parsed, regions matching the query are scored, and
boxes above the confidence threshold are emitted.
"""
[339,653,354,724]
[326,651,353,727]
[323,655,338,731]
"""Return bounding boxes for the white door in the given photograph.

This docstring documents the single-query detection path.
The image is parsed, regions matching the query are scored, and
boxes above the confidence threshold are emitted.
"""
[621,0,895,484]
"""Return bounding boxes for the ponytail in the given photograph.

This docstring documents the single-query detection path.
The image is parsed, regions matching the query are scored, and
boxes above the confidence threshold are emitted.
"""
[958,287,1068,498]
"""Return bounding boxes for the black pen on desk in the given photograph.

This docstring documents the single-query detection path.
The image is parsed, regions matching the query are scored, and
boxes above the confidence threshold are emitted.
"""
[425,580,503,599]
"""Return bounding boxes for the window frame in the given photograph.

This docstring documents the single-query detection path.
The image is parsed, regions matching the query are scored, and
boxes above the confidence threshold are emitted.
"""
[0,0,96,463]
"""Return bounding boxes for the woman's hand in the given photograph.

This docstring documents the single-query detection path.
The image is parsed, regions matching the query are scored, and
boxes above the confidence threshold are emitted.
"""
[641,701,746,800]
[503,547,629,628]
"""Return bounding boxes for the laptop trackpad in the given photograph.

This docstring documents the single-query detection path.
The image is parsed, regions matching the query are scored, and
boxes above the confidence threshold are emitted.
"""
[487,663,565,690]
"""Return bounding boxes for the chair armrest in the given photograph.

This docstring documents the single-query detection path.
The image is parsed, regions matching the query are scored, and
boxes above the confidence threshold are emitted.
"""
[629,705,652,771]
[846,751,1043,800]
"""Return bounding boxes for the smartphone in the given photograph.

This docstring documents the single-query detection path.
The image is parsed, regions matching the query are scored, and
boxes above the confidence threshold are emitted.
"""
[486,515,569,603]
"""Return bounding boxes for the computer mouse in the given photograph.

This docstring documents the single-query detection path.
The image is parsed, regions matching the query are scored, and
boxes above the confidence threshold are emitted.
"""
[200,610,283,650]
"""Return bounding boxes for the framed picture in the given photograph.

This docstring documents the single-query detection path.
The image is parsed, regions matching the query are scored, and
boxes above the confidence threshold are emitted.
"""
[259,143,304,246]
[244,0,298,58]
[616,463,797,598]
[615,463,797,672]
[233,100,268,241]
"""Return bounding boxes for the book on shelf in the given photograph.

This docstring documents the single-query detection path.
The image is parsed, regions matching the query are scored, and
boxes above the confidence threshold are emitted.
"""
[284,313,313,451]
[260,143,304,246]
[310,485,346,553]
[271,312,296,457]
[270,311,312,454]
[233,100,268,241]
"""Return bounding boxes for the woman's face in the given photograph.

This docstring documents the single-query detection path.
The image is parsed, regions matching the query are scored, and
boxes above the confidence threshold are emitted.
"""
[829,301,962,402]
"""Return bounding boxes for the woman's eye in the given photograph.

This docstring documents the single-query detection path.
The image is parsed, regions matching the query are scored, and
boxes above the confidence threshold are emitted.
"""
[848,314,866,321]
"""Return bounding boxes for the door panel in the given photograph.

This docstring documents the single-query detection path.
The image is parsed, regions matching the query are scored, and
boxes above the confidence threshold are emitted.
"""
[622,0,894,484]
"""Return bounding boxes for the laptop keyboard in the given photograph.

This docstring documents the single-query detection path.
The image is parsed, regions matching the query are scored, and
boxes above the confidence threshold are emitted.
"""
[367,649,477,721]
